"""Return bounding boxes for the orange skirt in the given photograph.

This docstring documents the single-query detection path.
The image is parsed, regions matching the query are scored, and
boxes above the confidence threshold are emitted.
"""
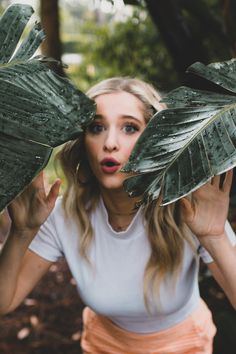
[80,299,216,354]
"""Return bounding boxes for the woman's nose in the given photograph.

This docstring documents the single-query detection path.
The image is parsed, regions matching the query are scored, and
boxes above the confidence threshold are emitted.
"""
[103,129,119,151]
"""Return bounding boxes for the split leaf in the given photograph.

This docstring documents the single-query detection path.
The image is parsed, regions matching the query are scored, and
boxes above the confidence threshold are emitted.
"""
[123,59,236,205]
[0,4,96,211]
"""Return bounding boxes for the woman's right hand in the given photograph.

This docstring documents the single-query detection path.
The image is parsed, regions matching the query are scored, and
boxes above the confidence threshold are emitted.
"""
[7,171,61,236]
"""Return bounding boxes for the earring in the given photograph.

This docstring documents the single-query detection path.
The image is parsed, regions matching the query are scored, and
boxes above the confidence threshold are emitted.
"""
[76,160,94,186]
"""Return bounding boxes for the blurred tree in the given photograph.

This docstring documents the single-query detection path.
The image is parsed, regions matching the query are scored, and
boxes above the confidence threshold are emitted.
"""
[222,0,236,56]
[143,0,209,81]
[40,0,64,76]
[122,0,232,83]
[37,0,236,90]
[70,9,178,92]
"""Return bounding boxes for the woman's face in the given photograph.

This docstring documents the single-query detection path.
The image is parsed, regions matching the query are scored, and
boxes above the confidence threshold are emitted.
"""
[84,91,146,192]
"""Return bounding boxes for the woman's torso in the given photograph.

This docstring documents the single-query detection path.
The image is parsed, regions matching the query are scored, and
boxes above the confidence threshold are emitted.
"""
[30,197,201,333]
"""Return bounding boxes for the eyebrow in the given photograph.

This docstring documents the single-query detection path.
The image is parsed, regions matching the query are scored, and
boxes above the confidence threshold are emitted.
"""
[94,114,142,122]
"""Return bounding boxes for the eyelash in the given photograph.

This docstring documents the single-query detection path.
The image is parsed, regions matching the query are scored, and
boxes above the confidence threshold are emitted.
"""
[122,123,139,134]
[87,122,140,135]
[87,123,104,134]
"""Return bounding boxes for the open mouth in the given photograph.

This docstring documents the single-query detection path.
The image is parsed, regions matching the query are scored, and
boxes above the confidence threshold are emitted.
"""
[101,158,120,173]
[103,161,117,167]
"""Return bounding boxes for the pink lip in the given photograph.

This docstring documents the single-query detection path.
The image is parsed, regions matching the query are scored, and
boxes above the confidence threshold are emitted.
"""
[101,158,121,174]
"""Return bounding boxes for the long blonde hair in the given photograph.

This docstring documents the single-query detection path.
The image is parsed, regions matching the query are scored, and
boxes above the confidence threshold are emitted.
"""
[56,77,194,309]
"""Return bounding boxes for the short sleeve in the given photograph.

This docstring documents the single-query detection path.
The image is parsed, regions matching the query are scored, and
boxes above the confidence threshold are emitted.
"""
[29,213,63,262]
[198,220,236,264]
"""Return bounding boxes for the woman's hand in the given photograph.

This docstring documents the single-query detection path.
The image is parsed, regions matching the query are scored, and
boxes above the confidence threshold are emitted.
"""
[180,170,233,240]
[7,171,61,236]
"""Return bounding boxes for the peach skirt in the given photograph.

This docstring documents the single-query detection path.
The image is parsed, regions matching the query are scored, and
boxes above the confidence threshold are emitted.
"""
[81,299,216,354]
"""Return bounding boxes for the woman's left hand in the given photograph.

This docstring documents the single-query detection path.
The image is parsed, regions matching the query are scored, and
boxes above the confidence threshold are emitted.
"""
[180,170,233,239]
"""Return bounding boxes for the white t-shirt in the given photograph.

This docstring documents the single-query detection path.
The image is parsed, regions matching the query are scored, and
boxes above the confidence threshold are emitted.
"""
[29,197,236,333]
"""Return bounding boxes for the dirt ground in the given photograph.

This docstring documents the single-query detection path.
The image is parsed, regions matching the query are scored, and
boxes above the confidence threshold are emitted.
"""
[0,258,85,354]
[0,209,236,354]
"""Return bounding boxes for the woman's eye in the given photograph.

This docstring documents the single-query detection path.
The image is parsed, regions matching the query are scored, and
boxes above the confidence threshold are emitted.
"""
[87,123,104,134]
[123,124,139,134]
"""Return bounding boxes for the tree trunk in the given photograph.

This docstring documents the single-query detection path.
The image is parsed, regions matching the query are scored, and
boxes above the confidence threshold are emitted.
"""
[40,0,64,76]
[144,0,209,81]
[222,0,236,56]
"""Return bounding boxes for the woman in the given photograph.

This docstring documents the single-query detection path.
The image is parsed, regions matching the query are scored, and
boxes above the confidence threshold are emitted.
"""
[0,77,235,354]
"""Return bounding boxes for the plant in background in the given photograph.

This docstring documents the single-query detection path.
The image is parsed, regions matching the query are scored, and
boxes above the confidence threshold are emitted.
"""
[69,9,177,92]
[123,59,236,205]
[0,3,96,212]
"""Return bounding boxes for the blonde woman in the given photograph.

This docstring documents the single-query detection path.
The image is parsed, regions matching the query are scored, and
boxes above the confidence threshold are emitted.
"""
[0,77,236,354]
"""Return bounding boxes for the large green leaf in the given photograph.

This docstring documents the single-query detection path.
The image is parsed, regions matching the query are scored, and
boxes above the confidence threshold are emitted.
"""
[0,4,96,211]
[123,59,236,205]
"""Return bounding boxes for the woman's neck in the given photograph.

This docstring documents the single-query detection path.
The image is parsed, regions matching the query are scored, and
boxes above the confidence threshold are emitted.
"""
[101,189,139,232]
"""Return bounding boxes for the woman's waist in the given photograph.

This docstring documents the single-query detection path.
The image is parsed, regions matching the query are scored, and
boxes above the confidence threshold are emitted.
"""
[88,293,201,333]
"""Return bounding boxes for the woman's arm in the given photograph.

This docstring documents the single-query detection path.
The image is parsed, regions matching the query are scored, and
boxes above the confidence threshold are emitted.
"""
[180,170,236,309]
[0,172,60,314]
[0,244,52,314]
[207,244,236,309]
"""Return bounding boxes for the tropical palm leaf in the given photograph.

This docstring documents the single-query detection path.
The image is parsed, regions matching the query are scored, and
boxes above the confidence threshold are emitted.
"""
[0,4,96,211]
[123,59,236,206]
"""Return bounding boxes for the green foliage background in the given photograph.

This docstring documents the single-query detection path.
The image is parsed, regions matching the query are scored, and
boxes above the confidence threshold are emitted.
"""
[60,0,233,94]
[66,11,178,93]
[60,4,178,93]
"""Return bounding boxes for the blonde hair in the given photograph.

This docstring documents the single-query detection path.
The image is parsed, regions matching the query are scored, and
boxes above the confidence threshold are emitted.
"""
[56,77,194,310]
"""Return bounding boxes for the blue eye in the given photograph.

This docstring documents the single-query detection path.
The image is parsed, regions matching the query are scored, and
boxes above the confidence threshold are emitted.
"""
[87,123,104,134]
[123,124,139,134]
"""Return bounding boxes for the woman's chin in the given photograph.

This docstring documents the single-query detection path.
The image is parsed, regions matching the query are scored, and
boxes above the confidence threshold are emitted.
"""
[99,180,127,194]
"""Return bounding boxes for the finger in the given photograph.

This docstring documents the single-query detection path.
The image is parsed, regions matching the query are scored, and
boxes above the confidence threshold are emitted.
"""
[26,171,45,194]
[180,197,194,222]
[32,171,45,189]
[46,179,61,209]
[222,169,233,193]
[211,175,220,187]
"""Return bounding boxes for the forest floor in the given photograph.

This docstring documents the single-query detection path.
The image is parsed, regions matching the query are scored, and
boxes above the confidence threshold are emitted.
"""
[0,208,236,354]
